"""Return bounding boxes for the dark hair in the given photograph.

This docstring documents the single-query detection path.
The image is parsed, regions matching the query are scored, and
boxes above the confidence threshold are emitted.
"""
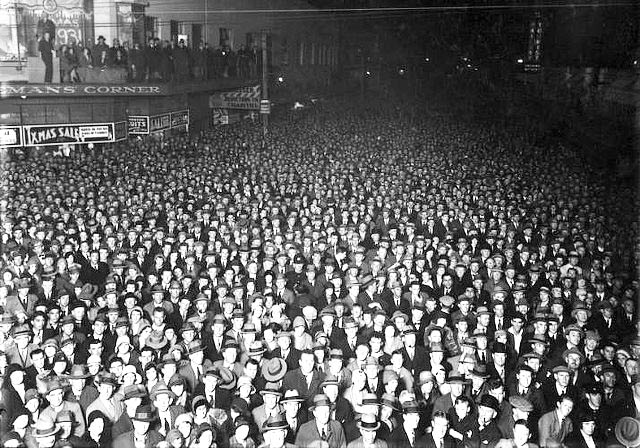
[486,378,504,391]
[557,394,574,405]
[514,419,529,430]
[370,331,384,341]
[87,409,108,427]
[432,410,449,423]
[245,358,259,368]
[30,348,45,359]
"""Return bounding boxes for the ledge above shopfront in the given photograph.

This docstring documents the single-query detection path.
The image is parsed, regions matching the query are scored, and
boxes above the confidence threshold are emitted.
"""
[0,77,258,98]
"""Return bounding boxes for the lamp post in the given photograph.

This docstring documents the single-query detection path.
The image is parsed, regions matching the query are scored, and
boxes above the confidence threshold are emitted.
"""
[261,29,269,137]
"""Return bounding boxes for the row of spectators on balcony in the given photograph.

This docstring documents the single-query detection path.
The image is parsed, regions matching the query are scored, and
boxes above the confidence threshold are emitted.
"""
[54,36,258,83]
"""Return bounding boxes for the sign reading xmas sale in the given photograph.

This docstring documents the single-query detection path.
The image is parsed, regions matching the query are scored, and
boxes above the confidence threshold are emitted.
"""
[23,123,114,146]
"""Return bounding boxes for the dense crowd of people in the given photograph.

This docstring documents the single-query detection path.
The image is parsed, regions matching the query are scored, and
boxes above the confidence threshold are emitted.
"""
[38,33,257,83]
[0,98,638,448]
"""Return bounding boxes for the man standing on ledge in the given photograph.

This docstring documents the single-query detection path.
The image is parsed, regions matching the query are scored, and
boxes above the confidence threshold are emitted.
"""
[38,32,54,83]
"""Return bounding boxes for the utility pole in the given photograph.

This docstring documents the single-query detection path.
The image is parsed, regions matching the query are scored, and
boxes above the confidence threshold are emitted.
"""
[261,30,269,138]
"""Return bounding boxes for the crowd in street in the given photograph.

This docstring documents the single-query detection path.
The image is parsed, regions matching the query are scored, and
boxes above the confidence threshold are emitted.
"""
[0,98,638,448]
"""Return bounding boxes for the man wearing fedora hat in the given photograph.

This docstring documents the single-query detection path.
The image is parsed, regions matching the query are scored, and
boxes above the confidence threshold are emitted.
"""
[393,398,437,448]
[253,382,284,431]
[214,339,245,377]
[535,366,579,414]
[113,404,163,448]
[64,364,98,416]
[39,378,86,438]
[347,413,388,448]
[464,395,502,448]
[6,325,36,367]
[112,384,148,439]
[32,419,60,448]
[193,366,234,412]
[150,381,185,437]
[273,331,302,372]
[86,371,124,423]
[296,393,346,448]
[259,413,296,448]
[178,339,212,393]
[322,374,353,425]
[5,277,36,323]
[280,389,307,444]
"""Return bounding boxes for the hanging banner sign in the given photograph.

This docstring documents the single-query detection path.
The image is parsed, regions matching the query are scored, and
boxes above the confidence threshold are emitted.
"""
[22,122,115,146]
[114,121,128,141]
[149,113,171,133]
[128,116,150,135]
[129,110,189,135]
[0,126,23,147]
[211,108,229,125]
[209,85,261,110]
[170,110,189,129]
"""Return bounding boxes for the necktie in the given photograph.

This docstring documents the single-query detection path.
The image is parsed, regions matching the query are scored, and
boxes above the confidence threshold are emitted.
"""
[163,417,169,434]
[321,427,328,441]
[481,352,486,363]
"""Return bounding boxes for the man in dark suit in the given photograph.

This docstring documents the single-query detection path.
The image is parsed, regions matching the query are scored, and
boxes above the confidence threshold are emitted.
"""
[535,365,579,414]
[81,249,109,286]
[282,349,325,406]
[383,281,412,315]
[432,375,469,417]
[202,315,229,362]
[295,394,347,448]
[400,327,429,379]
[419,410,457,448]
[322,374,353,426]
[389,400,428,448]
[112,404,164,448]
[281,389,308,444]
[150,383,186,437]
[272,331,302,372]
[590,301,621,342]
[507,365,536,402]
[464,395,502,448]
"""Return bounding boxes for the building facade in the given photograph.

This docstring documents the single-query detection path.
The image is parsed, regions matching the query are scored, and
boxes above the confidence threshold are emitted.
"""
[0,0,340,147]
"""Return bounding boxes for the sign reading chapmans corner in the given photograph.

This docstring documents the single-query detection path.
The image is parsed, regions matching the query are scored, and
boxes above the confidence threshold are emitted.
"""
[0,84,166,97]
[23,123,115,146]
